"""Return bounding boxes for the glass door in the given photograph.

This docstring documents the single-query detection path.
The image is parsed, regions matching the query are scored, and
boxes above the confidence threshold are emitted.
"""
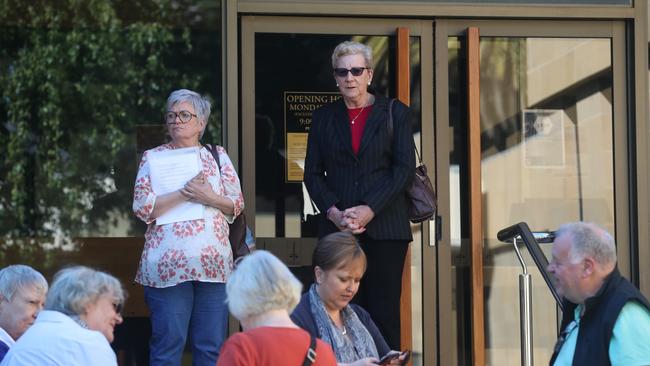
[241,17,435,365]
[435,20,628,365]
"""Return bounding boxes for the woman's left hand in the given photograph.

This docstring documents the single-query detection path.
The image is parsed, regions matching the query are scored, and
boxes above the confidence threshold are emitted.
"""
[181,173,217,205]
[380,350,410,366]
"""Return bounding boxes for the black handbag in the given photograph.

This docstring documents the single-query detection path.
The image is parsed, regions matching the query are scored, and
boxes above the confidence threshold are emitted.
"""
[205,144,251,260]
[388,99,437,223]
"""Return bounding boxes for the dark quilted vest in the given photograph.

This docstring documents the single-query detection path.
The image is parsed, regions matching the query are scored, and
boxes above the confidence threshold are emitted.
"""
[549,268,650,366]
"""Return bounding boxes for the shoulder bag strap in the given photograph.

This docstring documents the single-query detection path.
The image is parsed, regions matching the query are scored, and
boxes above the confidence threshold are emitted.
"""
[204,144,222,171]
[387,99,422,164]
[387,98,395,139]
[302,334,317,366]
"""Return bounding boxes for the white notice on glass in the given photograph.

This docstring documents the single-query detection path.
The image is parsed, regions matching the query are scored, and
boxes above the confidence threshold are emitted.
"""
[149,147,204,225]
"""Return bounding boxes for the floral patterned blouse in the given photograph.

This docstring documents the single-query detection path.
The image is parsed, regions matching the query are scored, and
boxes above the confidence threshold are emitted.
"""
[133,144,244,288]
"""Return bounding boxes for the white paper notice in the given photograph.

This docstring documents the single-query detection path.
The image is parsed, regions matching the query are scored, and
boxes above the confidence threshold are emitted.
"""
[149,147,204,225]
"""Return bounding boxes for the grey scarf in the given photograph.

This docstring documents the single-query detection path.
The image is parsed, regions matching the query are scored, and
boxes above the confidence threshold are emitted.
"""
[308,284,379,362]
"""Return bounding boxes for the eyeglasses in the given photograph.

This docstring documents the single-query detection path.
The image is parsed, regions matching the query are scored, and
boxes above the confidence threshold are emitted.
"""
[333,67,370,77]
[165,110,197,124]
[112,302,123,314]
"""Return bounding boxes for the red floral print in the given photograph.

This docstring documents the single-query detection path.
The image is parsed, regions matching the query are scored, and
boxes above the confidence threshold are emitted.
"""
[133,144,244,288]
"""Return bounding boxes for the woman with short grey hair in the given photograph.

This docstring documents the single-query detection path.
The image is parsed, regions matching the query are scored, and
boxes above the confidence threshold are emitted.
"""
[0,265,48,303]
[133,88,244,365]
[0,264,48,361]
[1,266,124,366]
[304,40,415,350]
[217,251,336,365]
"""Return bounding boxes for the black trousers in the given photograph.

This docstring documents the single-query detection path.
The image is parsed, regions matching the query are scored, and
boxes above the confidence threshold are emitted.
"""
[354,237,410,350]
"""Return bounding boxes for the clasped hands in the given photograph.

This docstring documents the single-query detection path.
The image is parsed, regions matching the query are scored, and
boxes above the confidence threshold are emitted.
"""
[328,205,375,234]
[180,172,215,205]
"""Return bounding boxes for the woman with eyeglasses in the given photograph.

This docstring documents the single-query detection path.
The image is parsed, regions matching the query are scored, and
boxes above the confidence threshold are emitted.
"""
[303,41,415,350]
[132,89,244,365]
[1,266,125,366]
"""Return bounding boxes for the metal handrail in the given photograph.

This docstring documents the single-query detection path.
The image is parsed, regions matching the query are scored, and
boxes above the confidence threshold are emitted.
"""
[497,222,563,309]
[497,222,564,366]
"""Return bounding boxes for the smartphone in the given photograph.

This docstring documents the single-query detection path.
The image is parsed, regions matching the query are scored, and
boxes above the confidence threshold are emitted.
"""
[378,352,400,365]
[378,350,411,365]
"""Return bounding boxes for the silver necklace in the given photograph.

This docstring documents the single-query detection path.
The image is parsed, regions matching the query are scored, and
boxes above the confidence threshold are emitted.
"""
[330,315,347,335]
[349,104,367,125]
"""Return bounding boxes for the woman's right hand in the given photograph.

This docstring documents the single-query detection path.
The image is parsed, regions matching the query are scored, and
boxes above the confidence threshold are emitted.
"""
[327,206,347,231]
[150,173,201,219]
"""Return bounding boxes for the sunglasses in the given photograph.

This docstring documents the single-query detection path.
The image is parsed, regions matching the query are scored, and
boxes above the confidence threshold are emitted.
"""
[333,67,370,77]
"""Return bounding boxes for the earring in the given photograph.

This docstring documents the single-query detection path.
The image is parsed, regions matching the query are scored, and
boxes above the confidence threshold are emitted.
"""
[336,83,339,87]
[368,81,371,85]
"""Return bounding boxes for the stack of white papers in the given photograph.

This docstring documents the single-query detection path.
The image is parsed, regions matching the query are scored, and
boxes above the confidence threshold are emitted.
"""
[149,147,204,225]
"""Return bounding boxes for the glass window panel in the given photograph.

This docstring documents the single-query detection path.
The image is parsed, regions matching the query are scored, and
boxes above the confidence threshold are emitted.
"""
[253,33,423,239]
[449,36,614,365]
[253,32,424,364]
[0,1,222,362]
[1,1,223,242]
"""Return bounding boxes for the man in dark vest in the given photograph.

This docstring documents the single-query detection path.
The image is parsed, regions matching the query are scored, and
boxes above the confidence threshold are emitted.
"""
[548,222,650,366]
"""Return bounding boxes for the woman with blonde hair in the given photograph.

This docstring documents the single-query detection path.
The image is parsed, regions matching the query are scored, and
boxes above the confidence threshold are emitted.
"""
[217,250,336,365]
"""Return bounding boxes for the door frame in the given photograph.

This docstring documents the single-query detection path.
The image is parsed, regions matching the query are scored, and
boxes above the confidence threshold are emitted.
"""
[240,15,441,364]
[434,18,629,365]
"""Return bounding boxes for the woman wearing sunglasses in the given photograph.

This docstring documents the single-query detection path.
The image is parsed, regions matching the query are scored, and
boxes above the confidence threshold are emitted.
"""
[304,41,415,350]
[2,266,125,366]
[132,89,244,365]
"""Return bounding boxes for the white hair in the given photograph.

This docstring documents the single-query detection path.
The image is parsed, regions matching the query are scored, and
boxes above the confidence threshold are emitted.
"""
[45,266,125,317]
[166,89,212,138]
[226,251,302,321]
[556,222,617,266]
[0,265,48,301]
[331,41,374,69]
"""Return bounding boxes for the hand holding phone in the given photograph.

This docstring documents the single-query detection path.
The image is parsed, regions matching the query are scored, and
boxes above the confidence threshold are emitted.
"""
[378,352,400,365]
[377,350,411,365]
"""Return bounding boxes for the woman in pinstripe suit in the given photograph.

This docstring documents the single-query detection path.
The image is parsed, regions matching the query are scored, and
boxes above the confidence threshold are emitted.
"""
[304,41,415,350]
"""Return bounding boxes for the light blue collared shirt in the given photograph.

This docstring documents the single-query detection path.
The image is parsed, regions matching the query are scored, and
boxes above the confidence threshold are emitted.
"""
[553,301,650,366]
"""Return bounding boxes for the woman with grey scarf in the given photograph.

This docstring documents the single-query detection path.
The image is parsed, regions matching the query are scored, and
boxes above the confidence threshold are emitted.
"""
[291,232,408,366]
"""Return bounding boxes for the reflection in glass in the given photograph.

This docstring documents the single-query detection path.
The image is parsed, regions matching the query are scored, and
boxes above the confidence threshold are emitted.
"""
[0,1,223,247]
[449,36,613,365]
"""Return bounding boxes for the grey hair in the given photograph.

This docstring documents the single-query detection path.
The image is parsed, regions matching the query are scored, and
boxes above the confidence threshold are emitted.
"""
[331,41,374,69]
[226,250,302,321]
[166,89,212,138]
[0,265,48,301]
[555,222,617,266]
[45,266,125,317]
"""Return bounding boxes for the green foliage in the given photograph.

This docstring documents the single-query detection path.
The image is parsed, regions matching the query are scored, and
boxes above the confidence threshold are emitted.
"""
[0,0,222,241]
